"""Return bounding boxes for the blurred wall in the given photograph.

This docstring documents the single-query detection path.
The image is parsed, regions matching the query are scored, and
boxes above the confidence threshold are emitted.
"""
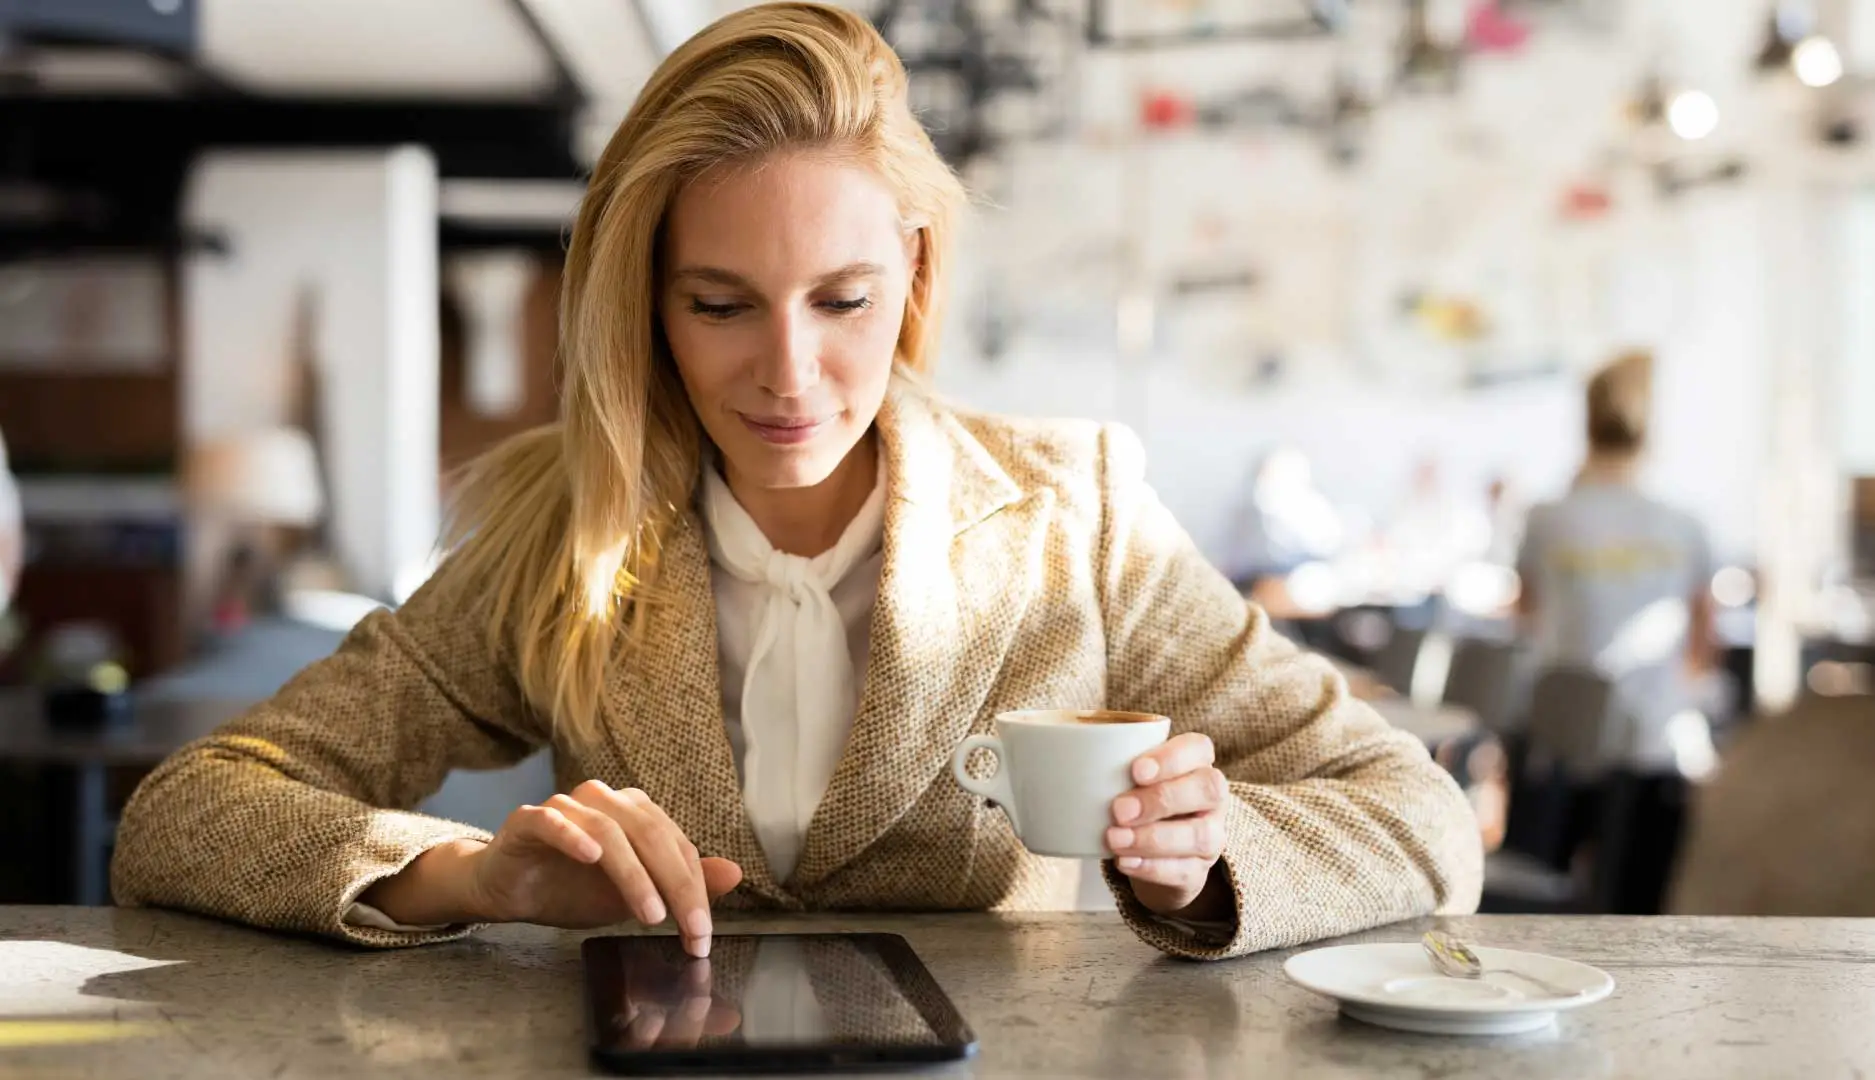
[909,0,1860,578]
[182,147,441,602]
[1839,190,1875,475]
[438,260,562,476]
[938,185,1775,569]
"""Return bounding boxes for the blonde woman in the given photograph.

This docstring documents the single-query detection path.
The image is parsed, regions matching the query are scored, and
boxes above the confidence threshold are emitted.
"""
[112,2,1480,962]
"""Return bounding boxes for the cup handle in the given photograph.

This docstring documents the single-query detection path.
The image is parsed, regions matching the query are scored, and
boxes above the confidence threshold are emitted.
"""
[952,734,1020,835]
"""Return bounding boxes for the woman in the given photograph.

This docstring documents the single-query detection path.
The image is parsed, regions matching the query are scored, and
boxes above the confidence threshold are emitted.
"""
[112,2,1480,962]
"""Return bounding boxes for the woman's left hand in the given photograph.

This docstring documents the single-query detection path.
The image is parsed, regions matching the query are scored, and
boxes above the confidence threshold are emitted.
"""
[1107,732,1232,919]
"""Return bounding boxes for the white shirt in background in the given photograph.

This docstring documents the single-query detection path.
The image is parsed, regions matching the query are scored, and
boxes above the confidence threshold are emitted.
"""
[0,427,22,616]
[1517,480,1713,770]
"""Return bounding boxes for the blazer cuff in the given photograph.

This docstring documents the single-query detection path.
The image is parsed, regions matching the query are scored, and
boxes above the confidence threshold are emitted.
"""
[1107,794,1339,961]
[1102,798,1253,959]
[327,816,492,948]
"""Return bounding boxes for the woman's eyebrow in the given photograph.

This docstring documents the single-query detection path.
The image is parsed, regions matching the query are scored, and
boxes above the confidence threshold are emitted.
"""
[669,261,887,289]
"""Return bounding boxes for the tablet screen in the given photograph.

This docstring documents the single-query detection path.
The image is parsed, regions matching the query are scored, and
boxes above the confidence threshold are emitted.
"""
[583,933,975,1070]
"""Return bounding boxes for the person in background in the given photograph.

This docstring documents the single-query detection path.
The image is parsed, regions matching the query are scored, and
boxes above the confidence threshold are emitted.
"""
[1483,473,1525,568]
[1383,456,1491,603]
[1516,350,1717,772]
[1221,445,1344,591]
[0,425,21,630]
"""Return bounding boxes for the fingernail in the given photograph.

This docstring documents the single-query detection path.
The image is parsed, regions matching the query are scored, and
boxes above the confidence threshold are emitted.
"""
[1135,759,1160,782]
[1108,827,1134,850]
[1113,796,1140,824]
[686,933,712,959]
[682,909,712,940]
[1117,857,1142,870]
[642,898,667,926]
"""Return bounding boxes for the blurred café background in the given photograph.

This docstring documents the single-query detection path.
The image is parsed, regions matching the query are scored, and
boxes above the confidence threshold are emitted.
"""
[1,0,1873,919]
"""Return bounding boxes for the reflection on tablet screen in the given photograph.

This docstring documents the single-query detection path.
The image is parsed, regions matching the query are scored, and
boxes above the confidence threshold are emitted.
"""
[602,934,953,1049]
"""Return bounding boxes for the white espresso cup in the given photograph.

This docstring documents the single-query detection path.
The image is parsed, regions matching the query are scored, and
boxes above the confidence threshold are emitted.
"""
[951,709,1171,858]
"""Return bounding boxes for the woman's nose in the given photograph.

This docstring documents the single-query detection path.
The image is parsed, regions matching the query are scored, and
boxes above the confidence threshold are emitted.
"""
[755,308,821,398]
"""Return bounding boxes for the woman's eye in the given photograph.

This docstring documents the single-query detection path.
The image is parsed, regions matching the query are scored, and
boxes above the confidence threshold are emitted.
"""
[820,296,873,314]
[688,298,745,319]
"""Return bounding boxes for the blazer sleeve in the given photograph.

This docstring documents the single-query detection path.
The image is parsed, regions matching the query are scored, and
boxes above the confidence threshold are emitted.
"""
[1092,424,1483,960]
[110,567,545,947]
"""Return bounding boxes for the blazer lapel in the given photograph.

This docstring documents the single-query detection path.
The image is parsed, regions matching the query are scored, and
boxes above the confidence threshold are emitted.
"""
[601,514,794,906]
[789,379,1044,889]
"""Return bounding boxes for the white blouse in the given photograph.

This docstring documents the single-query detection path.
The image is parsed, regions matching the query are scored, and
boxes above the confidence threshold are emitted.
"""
[698,462,888,882]
[347,464,887,931]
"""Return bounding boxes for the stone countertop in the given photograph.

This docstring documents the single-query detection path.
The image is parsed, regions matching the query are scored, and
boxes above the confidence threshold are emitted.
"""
[2,907,1872,1078]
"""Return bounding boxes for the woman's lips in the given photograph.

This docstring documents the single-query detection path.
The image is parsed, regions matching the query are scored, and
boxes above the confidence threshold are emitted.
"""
[739,413,830,445]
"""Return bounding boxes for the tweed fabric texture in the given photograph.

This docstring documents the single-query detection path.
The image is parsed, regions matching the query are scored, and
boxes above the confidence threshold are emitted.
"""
[111,382,1481,957]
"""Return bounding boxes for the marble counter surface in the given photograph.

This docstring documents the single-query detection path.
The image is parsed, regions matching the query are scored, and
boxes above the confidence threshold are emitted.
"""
[2,908,1871,1078]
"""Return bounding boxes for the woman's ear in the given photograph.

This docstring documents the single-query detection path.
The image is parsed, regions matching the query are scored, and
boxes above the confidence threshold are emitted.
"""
[902,222,926,278]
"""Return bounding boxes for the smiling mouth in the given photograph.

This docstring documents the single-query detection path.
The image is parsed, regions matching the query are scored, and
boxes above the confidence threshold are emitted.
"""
[738,413,833,445]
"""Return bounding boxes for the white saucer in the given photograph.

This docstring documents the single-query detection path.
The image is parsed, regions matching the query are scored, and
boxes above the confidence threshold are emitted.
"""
[1284,942,1615,1036]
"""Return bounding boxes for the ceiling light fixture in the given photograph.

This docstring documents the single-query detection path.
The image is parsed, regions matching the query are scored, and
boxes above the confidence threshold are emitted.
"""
[1792,35,1844,87]
[1667,89,1720,140]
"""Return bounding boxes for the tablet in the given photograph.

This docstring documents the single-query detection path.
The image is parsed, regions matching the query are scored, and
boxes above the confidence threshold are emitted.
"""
[583,932,978,1075]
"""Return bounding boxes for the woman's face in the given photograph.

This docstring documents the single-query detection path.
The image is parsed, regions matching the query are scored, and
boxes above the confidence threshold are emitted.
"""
[660,152,916,495]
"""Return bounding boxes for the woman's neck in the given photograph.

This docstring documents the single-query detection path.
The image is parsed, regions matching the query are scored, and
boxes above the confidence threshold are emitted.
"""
[724,434,879,557]
[1577,450,1641,487]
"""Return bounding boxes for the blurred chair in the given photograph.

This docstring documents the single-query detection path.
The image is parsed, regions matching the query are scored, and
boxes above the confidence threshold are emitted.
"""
[1483,668,1615,912]
[1670,695,1875,916]
[1371,625,1428,697]
[1521,667,1618,786]
[1326,605,1393,666]
[1441,638,1518,734]
[1484,666,1692,914]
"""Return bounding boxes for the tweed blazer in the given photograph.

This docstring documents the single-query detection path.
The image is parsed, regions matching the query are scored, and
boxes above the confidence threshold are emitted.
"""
[111,381,1482,959]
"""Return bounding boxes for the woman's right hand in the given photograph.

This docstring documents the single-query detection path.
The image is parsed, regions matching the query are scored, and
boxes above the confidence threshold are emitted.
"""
[366,779,742,957]
[467,780,742,955]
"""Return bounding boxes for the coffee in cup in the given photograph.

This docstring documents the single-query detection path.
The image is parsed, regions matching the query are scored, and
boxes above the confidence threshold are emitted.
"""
[950,709,1171,858]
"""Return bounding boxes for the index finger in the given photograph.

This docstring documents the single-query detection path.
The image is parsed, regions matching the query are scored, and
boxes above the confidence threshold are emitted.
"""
[1132,732,1215,784]
[621,791,715,958]
[574,782,713,957]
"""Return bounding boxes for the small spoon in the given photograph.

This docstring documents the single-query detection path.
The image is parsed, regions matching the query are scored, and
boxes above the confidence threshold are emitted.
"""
[1422,930,1582,998]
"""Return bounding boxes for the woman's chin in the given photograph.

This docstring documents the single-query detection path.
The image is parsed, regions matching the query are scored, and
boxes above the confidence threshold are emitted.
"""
[719,443,849,493]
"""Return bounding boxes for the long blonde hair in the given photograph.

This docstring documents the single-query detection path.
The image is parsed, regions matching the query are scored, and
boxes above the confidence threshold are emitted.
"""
[441,2,966,753]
